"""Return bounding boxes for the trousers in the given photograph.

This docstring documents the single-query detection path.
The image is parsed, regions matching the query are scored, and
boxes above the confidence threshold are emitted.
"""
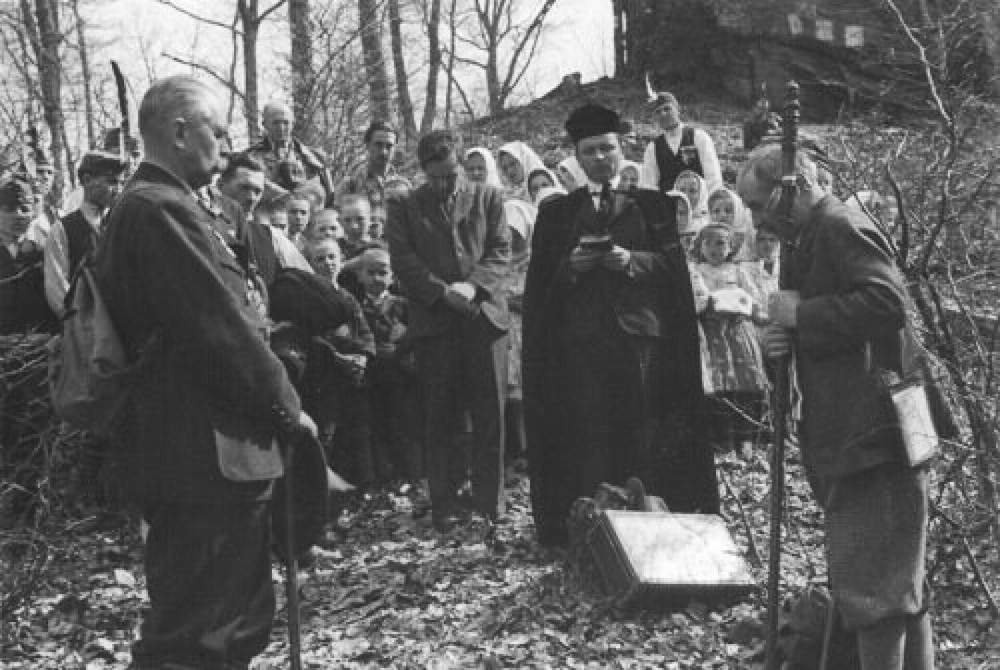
[130,501,274,670]
[414,314,507,519]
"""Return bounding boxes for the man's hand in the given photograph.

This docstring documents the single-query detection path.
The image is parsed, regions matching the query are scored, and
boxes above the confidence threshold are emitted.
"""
[600,245,631,272]
[762,323,795,360]
[768,290,801,328]
[448,281,477,302]
[443,286,477,316]
[569,246,601,273]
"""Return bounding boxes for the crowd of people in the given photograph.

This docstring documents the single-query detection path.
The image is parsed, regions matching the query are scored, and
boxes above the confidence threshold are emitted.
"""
[0,74,932,670]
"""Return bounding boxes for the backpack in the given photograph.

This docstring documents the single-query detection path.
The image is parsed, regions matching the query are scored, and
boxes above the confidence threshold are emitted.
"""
[47,265,157,437]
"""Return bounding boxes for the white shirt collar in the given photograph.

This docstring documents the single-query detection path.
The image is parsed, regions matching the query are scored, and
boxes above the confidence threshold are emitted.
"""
[79,201,103,228]
[586,175,620,194]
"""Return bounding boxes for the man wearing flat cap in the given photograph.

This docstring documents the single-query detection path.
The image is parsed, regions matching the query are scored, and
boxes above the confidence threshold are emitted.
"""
[0,173,58,334]
[43,151,127,314]
[523,103,718,547]
[640,91,722,195]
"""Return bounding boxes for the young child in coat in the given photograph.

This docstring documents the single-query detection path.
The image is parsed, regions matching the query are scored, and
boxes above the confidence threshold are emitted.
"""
[356,246,422,486]
[303,237,378,486]
[689,222,768,454]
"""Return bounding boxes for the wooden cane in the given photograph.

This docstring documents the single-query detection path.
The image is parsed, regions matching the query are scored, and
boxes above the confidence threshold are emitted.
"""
[766,79,800,670]
[282,439,303,670]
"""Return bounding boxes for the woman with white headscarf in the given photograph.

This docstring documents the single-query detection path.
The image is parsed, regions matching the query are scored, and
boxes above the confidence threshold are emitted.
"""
[463,147,503,188]
[674,169,710,231]
[556,155,587,193]
[497,141,546,201]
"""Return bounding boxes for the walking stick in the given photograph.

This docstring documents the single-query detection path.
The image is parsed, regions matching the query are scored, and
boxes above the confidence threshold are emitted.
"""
[766,79,800,670]
[282,439,303,670]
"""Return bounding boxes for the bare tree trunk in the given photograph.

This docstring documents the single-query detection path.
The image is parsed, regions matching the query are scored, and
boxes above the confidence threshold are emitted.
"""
[612,0,624,77]
[288,0,315,144]
[443,0,457,126]
[238,0,261,141]
[419,0,441,133]
[21,0,65,201]
[359,0,392,122]
[71,0,95,149]
[388,0,417,141]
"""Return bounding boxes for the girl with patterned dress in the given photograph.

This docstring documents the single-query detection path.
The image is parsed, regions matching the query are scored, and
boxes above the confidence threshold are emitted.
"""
[689,221,768,453]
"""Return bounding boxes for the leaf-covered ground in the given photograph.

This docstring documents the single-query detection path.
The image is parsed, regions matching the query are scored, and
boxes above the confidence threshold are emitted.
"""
[2,443,998,669]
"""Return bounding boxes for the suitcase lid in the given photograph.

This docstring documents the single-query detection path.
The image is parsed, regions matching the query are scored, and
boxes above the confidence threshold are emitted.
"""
[599,510,755,589]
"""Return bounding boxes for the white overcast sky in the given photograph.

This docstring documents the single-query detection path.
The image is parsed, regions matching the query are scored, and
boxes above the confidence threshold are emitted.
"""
[92,0,614,116]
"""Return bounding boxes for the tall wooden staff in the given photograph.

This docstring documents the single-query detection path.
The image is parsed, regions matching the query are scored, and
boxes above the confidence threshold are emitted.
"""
[766,79,800,670]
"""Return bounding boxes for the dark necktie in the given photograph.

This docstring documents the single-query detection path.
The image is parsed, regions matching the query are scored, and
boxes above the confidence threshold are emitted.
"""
[764,260,775,274]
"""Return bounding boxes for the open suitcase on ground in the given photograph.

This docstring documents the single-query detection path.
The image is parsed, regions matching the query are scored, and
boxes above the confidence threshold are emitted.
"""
[587,510,757,607]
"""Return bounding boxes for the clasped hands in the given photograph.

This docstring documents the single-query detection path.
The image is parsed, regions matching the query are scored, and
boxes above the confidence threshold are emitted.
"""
[568,244,631,273]
[443,281,479,316]
[762,290,800,360]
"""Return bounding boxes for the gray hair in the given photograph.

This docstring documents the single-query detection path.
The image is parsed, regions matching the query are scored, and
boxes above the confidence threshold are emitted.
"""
[737,142,817,193]
[138,75,219,142]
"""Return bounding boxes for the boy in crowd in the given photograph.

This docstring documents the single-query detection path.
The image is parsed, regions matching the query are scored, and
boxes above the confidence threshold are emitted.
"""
[338,193,372,259]
[356,246,423,491]
[303,237,378,486]
[306,209,344,245]
[287,191,313,248]
[369,203,387,241]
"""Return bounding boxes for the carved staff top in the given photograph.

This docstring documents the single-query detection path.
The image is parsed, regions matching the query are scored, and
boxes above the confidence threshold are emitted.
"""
[780,80,801,230]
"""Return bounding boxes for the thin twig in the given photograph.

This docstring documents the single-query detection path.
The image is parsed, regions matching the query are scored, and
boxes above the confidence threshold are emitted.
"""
[717,466,762,568]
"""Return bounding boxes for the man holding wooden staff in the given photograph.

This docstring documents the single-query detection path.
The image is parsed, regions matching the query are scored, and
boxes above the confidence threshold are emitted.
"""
[738,144,934,669]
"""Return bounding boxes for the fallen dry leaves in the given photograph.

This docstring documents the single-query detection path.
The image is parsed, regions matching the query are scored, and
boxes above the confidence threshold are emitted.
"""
[2,447,997,669]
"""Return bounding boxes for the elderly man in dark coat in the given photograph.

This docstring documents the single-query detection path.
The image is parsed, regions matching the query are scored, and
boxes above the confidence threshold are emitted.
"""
[386,129,510,532]
[523,104,716,548]
[741,144,933,670]
[96,75,315,670]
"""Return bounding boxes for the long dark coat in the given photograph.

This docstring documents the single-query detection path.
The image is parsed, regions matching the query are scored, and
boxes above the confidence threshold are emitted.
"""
[522,186,717,546]
[95,163,302,505]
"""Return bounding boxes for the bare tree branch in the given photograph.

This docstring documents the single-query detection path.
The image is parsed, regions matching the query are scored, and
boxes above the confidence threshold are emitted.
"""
[162,53,245,100]
[157,0,244,35]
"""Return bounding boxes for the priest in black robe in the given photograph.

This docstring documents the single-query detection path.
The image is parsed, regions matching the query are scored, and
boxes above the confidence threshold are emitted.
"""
[522,104,718,547]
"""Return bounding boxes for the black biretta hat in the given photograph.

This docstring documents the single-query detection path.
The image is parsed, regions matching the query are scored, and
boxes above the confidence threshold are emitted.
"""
[565,104,621,143]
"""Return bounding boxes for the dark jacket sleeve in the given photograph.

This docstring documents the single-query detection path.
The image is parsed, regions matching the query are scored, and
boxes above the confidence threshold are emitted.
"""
[125,194,301,429]
[386,193,450,308]
[626,191,687,287]
[796,212,906,357]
